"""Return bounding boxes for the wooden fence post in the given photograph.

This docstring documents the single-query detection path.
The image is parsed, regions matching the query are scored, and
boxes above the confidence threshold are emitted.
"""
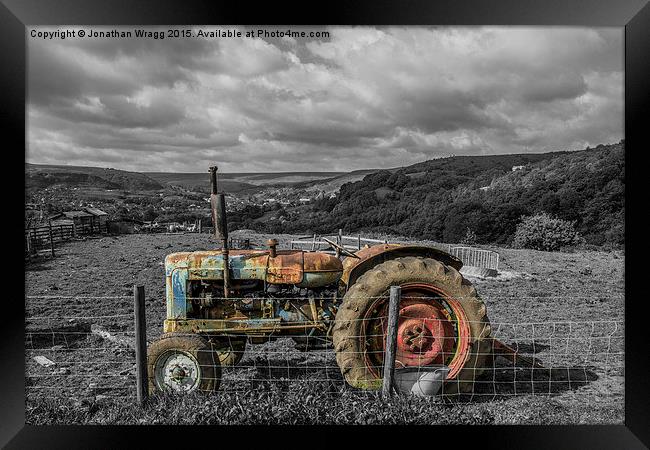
[382,285,401,398]
[358,234,361,250]
[48,220,55,257]
[134,285,148,405]
[198,219,202,234]
[338,229,343,246]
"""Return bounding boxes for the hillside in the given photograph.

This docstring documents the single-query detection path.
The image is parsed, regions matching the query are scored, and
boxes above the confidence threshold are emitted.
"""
[26,164,164,192]
[295,169,383,194]
[254,143,624,248]
[147,171,347,192]
[145,173,257,193]
[25,143,625,249]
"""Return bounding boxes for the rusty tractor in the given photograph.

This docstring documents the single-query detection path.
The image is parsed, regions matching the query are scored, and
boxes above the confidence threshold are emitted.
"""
[147,166,495,395]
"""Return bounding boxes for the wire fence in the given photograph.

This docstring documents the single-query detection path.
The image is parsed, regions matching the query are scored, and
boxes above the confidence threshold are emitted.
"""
[24,294,624,403]
[25,294,137,400]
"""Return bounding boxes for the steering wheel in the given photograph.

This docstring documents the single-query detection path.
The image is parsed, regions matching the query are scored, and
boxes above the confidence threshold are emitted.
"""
[322,237,360,259]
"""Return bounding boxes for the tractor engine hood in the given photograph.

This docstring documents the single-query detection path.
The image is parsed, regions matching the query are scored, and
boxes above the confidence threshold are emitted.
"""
[165,249,343,289]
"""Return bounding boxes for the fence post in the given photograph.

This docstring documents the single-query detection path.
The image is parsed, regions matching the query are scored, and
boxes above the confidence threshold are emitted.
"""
[26,230,31,257]
[358,234,361,250]
[48,220,55,257]
[382,285,401,398]
[134,285,148,405]
[337,228,342,246]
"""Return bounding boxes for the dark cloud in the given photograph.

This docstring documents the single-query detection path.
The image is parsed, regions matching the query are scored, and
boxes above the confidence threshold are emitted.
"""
[518,73,588,103]
[27,26,623,172]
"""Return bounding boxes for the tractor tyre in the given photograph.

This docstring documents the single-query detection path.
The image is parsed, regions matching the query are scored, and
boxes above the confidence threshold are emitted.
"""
[332,257,491,394]
[213,338,247,366]
[147,333,221,395]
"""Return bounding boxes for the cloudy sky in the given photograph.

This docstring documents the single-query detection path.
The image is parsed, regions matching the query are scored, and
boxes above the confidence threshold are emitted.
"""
[27,26,623,173]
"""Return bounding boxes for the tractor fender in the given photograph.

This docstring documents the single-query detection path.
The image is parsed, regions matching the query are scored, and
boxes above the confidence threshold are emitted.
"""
[341,244,463,290]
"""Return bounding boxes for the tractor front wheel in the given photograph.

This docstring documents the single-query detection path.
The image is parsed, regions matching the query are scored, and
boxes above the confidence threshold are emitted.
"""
[147,333,221,394]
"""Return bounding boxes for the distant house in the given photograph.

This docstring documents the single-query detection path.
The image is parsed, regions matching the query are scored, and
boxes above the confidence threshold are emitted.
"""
[512,165,525,171]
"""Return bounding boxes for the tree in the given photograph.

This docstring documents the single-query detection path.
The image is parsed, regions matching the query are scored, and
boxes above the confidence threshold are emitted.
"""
[143,207,157,222]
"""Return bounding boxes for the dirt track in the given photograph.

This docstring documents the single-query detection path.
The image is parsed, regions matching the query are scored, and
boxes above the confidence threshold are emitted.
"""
[24,231,625,424]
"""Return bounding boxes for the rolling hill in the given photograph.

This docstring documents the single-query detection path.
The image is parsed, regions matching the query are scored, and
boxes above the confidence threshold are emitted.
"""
[25,142,624,249]
[253,142,624,248]
[25,163,165,192]
[146,171,348,192]
[294,169,382,194]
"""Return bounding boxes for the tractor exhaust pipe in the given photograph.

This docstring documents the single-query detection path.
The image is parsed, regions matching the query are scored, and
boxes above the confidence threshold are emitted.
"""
[209,166,230,298]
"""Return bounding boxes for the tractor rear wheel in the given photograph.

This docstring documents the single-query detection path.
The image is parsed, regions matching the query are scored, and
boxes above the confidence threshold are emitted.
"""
[147,333,221,394]
[332,257,492,394]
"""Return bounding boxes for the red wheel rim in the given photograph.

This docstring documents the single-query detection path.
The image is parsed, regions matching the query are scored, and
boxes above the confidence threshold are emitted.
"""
[362,283,472,380]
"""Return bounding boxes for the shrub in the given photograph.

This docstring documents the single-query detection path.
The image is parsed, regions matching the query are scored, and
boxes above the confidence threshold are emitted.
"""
[461,227,477,246]
[513,212,582,251]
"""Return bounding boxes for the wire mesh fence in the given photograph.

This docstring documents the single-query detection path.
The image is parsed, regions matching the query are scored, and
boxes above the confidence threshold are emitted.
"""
[25,295,138,401]
[24,294,624,404]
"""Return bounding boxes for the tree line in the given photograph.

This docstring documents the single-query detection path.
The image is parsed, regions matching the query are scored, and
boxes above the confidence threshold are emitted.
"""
[244,142,624,249]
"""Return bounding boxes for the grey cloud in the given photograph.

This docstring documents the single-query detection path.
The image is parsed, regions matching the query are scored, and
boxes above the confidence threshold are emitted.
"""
[519,73,588,103]
[27,26,623,172]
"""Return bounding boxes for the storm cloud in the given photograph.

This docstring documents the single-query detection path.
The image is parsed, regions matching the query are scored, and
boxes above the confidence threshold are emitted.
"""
[27,26,623,172]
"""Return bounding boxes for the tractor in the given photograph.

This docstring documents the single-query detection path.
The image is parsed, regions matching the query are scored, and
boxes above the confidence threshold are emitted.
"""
[147,166,493,394]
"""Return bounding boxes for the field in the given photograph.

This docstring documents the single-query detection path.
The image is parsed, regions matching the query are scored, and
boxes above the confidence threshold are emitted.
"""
[24,231,624,425]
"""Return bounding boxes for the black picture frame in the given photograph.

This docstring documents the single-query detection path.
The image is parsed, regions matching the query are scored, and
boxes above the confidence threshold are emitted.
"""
[3,0,648,447]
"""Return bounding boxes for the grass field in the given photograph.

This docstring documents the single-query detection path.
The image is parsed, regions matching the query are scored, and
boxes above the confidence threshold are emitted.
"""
[24,232,624,425]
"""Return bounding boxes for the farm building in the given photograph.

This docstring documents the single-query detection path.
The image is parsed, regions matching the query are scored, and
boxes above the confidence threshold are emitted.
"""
[49,207,108,234]
[84,207,109,232]
[49,218,74,227]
